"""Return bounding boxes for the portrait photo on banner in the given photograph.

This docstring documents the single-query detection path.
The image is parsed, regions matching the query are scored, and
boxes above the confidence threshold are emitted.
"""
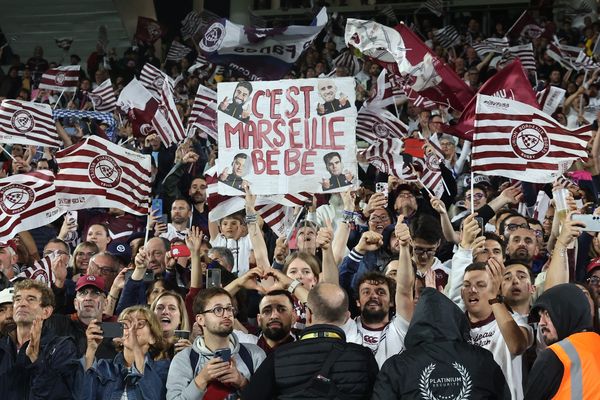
[216,77,358,195]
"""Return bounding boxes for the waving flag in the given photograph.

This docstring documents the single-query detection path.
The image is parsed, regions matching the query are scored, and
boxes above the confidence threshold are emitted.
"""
[506,10,545,41]
[433,26,461,48]
[423,0,443,16]
[140,63,172,98]
[537,85,566,115]
[472,37,509,57]
[472,94,592,183]
[13,256,54,287]
[166,41,192,61]
[332,49,362,76]
[500,43,536,73]
[198,8,327,80]
[362,138,412,179]
[135,17,165,45]
[55,136,152,215]
[89,79,116,112]
[365,69,406,109]
[445,59,538,141]
[573,51,600,71]
[413,141,445,198]
[158,79,187,145]
[547,40,582,69]
[0,170,62,242]
[346,20,473,111]
[39,65,80,92]
[356,108,408,143]
[181,11,203,40]
[189,84,218,140]
[0,100,61,147]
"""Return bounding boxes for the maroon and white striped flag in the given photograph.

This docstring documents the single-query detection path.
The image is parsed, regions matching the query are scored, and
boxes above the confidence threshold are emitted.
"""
[0,170,62,242]
[188,84,217,140]
[472,37,509,58]
[14,256,54,287]
[412,140,445,198]
[357,108,408,143]
[472,94,592,183]
[332,50,362,76]
[254,193,311,237]
[89,79,116,112]
[405,87,437,110]
[188,54,211,74]
[157,79,187,144]
[0,100,61,147]
[506,10,544,41]
[39,65,80,92]
[365,69,406,109]
[362,138,413,179]
[546,40,581,69]
[181,11,203,40]
[500,44,536,73]
[573,51,600,71]
[166,41,192,61]
[54,136,152,215]
[536,85,566,116]
[140,63,172,99]
[433,26,461,49]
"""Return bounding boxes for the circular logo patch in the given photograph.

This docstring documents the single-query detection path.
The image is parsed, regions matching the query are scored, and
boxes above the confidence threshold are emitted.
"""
[116,244,125,252]
[0,184,35,215]
[200,22,225,52]
[425,152,441,171]
[10,109,35,133]
[510,123,550,160]
[374,123,390,138]
[88,93,102,106]
[30,268,49,283]
[153,76,164,89]
[89,155,122,188]
[55,72,66,84]
[369,156,389,174]
[139,123,154,136]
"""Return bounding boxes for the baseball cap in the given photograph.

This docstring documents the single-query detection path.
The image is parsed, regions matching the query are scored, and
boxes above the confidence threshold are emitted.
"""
[0,240,17,252]
[586,257,600,274]
[75,275,106,293]
[0,287,14,304]
[107,242,132,264]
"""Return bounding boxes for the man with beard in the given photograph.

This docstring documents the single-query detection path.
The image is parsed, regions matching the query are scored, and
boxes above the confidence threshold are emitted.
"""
[316,79,350,115]
[321,152,353,190]
[44,275,117,359]
[0,279,77,399]
[166,287,266,399]
[243,283,378,399]
[525,284,600,399]
[161,198,192,241]
[189,177,209,236]
[219,81,253,122]
[504,226,539,268]
[342,219,415,367]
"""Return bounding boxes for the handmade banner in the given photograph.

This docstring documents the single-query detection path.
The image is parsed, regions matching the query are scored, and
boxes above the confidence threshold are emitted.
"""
[216,77,357,195]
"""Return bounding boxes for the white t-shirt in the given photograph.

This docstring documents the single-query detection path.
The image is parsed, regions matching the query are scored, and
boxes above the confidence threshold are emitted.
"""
[210,234,253,275]
[468,313,533,400]
[160,224,188,242]
[342,314,409,367]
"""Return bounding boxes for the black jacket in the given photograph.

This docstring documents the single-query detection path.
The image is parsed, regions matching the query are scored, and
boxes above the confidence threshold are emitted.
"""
[0,329,78,399]
[242,324,378,399]
[373,288,509,400]
[44,314,117,359]
[525,283,596,400]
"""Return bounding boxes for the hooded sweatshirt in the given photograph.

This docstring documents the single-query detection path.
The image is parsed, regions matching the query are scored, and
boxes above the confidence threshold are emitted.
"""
[524,283,597,399]
[372,288,509,400]
[165,332,265,400]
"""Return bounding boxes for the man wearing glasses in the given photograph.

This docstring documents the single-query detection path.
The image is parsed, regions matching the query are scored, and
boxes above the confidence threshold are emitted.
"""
[166,287,265,399]
[45,274,117,359]
[585,259,600,300]
[0,279,77,399]
[87,252,120,292]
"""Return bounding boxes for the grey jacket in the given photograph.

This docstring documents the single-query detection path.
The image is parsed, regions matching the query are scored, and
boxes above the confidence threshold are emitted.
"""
[166,332,266,400]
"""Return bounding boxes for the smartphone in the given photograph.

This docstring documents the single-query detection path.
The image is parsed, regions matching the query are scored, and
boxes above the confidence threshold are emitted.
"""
[151,198,163,216]
[100,322,124,338]
[214,348,231,362]
[160,213,169,224]
[174,330,190,340]
[206,268,221,288]
[66,210,77,224]
[125,270,155,282]
[171,244,191,258]
[376,182,389,200]
[571,214,600,232]
[475,217,485,236]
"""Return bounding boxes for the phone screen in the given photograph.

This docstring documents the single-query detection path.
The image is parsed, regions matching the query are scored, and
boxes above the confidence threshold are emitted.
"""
[101,322,124,338]
[206,268,221,288]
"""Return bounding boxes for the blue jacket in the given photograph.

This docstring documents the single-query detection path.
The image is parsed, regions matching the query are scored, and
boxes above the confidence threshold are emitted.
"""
[78,352,170,400]
[0,331,78,399]
[339,249,393,299]
[116,278,149,314]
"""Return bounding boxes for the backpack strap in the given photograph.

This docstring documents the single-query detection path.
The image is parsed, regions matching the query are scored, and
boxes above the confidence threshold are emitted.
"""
[237,343,254,375]
[316,343,344,377]
[189,348,200,373]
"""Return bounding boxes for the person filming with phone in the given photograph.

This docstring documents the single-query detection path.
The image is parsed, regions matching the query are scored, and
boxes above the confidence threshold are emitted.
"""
[166,287,265,400]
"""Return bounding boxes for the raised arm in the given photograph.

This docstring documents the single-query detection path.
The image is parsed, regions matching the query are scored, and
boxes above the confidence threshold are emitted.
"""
[331,189,353,265]
[186,226,206,289]
[317,219,337,284]
[487,183,523,212]
[245,188,269,267]
[394,216,414,322]
[545,215,584,291]
[430,196,459,243]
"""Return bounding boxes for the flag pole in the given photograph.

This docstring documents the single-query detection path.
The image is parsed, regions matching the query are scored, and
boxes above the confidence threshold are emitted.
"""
[417,177,434,197]
[54,89,66,110]
[581,69,589,117]
[470,170,475,215]
[144,204,152,245]
[1,145,16,161]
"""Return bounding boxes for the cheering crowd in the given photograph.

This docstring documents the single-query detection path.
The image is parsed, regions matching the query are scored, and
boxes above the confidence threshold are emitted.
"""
[0,4,600,400]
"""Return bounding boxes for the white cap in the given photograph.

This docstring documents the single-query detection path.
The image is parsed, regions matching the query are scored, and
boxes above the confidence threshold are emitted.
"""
[0,287,13,304]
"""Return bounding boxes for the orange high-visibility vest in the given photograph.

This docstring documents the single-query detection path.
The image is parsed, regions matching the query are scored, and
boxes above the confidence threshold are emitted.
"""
[548,331,600,399]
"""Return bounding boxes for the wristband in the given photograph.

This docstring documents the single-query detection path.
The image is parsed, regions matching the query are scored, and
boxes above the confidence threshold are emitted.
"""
[287,279,302,294]
[245,213,258,224]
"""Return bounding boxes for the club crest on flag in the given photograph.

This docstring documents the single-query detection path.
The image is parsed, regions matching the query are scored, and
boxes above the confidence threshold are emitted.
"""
[0,183,35,215]
[89,155,122,189]
[11,110,35,133]
[424,151,442,170]
[154,75,165,89]
[139,123,155,137]
[201,22,226,52]
[374,123,392,138]
[510,124,550,160]
[55,72,66,85]
[147,22,162,38]
[88,93,102,106]
[30,268,51,283]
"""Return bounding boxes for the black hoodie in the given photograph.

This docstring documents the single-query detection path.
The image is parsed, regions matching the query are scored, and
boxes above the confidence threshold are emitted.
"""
[524,283,595,400]
[372,288,509,400]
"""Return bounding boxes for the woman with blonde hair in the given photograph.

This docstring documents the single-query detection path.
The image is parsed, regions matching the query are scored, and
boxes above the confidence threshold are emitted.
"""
[81,305,170,399]
[150,290,192,356]
[70,241,99,279]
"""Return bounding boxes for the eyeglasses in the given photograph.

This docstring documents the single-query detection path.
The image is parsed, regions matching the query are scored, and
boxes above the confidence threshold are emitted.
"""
[467,193,485,200]
[532,229,544,238]
[200,305,237,317]
[76,288,103,298]
[369,216,390,223]
[76,252,96,258]
[506,223,529,232]
[587,276,600,286]
[98,267,118,275]
[13,295,42,305]
[119,319,149,330]
[413,247,437,256]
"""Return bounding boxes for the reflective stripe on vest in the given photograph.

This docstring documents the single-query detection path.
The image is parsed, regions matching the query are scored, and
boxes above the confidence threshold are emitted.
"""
[554,339,583,400]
